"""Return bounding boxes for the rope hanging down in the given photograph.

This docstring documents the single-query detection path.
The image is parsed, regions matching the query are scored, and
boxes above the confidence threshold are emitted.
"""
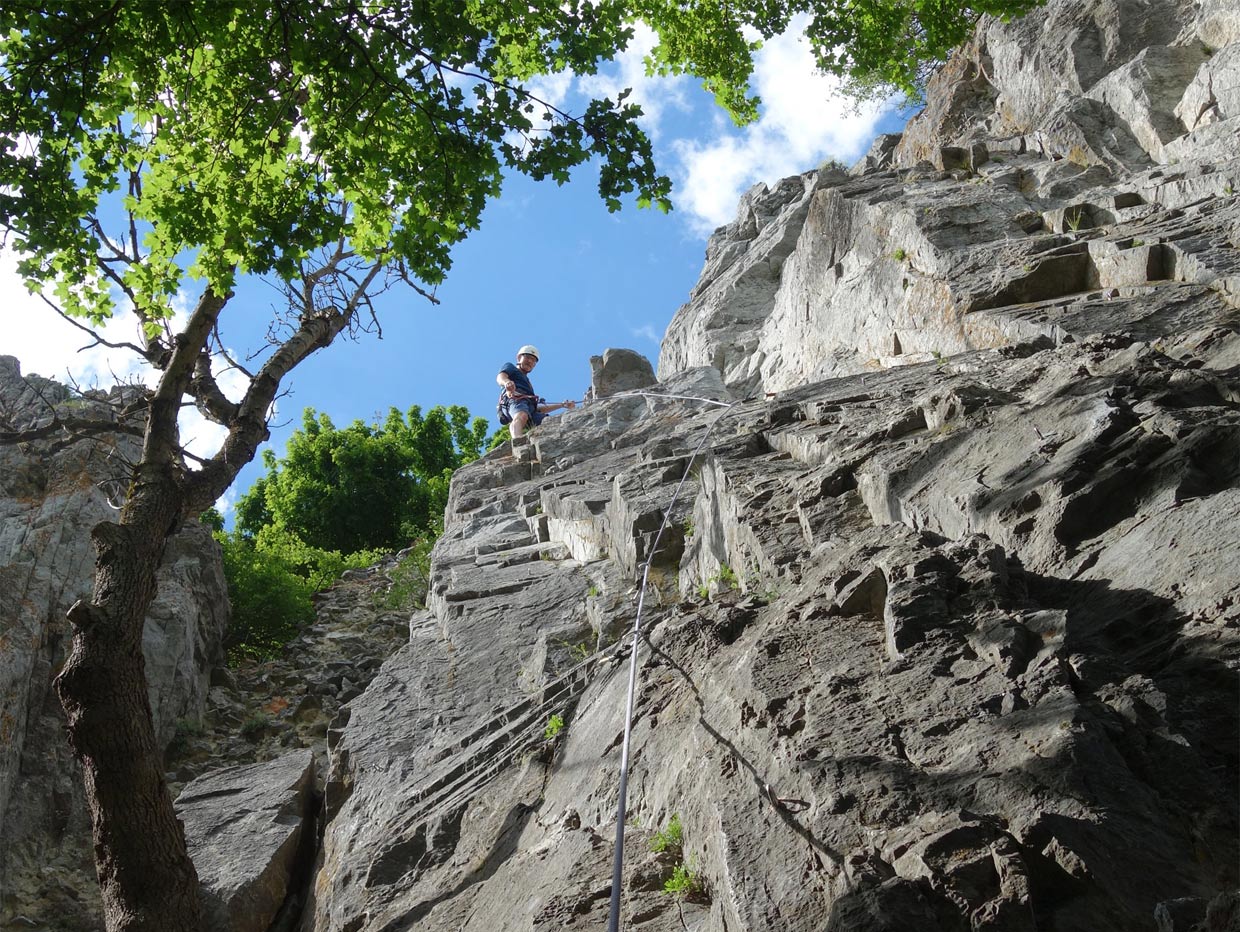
[606,393,741,932]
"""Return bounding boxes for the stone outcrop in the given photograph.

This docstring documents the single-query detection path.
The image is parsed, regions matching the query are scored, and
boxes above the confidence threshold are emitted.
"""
[589,348,658,399]
[3,0,1239,930]
[0,356,229,931]
[309,1,1239,930]
[659,0,1240,398]
[178,751,318,932]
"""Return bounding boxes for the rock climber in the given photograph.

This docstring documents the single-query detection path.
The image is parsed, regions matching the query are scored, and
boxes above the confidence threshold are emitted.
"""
[496,345,576,439]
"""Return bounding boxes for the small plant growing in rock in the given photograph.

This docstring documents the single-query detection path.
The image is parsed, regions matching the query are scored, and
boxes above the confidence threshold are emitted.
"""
[664,861,703,899]
[650,813,684,853]
[240,712,271,740]
[696,582,710,600]
[544,713,565,740]
[565,639,592,663]
[716,564,737,590]
[890,247,907,261]
[1131,237,1145,247]
[587,585,599,598]
[682,517,695,539]
[166,718,206,758]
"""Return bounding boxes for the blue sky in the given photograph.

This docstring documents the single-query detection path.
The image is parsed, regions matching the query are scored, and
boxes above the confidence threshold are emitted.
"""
[2,25,907,519]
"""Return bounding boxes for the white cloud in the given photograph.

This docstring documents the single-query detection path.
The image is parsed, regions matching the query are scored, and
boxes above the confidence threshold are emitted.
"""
[666,24,892,235]
[528,70,574,113]
[578,22,692,139]
[1,248,149,387]
[631,323,660,344]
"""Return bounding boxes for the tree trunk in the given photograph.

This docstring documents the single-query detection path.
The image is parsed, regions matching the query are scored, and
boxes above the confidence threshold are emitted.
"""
[54,460,205,932]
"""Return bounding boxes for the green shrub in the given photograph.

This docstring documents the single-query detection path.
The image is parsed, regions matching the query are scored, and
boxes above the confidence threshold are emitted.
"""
[544,713,565,740]
[166,717,206,758]
[379,539,433,611]
[240,712,271,739]
[650,813,683,853]
[217,526,381,663]
[664,861,701,898]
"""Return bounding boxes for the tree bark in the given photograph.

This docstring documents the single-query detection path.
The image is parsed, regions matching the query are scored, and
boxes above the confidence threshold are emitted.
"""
[54,455,205,931]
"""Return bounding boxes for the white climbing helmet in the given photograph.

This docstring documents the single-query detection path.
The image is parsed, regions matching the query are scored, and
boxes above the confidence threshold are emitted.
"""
[517,344,540,360]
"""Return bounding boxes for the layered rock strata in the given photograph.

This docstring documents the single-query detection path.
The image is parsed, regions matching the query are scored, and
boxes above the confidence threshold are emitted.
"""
[310,0,1240,929]
[659,0,1240,399]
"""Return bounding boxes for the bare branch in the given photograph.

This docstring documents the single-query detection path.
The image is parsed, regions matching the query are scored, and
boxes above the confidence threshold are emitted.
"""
[395,260,441,304]
[183,258,387,512]
[0,413,144,445]
[37,294,153,359]
[211,322,255,380]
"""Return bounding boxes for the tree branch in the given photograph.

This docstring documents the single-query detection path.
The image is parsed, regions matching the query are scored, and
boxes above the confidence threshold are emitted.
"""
[183,259,386,512]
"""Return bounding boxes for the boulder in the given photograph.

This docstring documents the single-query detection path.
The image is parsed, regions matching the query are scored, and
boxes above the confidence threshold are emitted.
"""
[589,348,657,399]
[178,751,318,932]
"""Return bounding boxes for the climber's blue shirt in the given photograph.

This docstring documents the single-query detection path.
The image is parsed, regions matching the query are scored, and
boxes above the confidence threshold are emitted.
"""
[499,362,544,426]
[500,362,536,399]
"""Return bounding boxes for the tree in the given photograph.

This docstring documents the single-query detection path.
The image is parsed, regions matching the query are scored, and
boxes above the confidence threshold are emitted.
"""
[219,404,488,660]
[237,404,490,553]
[0,1,1041,929]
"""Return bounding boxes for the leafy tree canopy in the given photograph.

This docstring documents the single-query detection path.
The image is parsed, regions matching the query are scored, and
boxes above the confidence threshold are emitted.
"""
[0,0,1044,335]
[236,404,490,554]
[0,0,675,329]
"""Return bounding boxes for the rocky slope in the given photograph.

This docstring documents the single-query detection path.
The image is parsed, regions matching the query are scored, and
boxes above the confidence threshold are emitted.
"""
[309,1,1240,930]
[1,0,1238,930]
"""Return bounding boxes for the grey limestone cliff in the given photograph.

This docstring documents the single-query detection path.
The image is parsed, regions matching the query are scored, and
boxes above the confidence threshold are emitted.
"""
[0,356,229,929]
[308,0,1240,929]
[3,0,1239,929]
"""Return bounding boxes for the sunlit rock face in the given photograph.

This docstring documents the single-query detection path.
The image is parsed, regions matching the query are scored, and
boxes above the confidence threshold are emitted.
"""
[7,0,1240,928]
[661,0,1240,399]
[310,2,1238,928]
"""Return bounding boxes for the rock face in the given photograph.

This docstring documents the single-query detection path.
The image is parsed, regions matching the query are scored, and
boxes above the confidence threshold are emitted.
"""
[0,356,229,931]
[309,1,1239,930]
[177,750,318,932]
[589,348,658,399]
[5,0,1239,930]
[659,0,1240,398]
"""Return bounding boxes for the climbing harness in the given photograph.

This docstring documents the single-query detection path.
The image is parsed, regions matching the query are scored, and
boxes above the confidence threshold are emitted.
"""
[497,388,543,425]
[606,392,742,932]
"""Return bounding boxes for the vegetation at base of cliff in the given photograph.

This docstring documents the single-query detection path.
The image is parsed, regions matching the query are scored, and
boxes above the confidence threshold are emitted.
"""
[379,540,435,613]
[209,521,383,662]
[207,404,493,662]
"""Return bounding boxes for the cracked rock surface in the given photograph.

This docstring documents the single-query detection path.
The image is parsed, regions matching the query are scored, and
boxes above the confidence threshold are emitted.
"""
[311,0,1239,928]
